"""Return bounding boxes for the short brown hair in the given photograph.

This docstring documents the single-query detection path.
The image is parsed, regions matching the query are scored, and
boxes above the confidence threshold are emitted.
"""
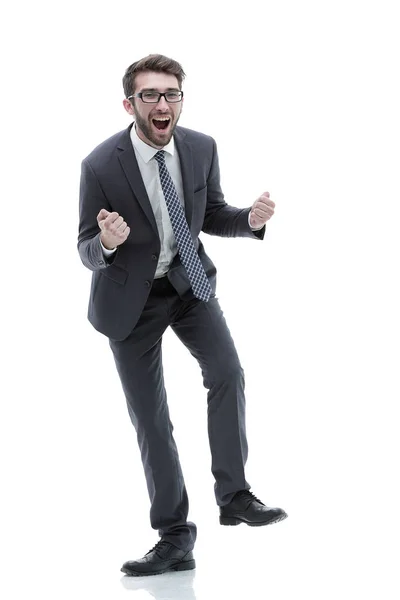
[122,54,186,98]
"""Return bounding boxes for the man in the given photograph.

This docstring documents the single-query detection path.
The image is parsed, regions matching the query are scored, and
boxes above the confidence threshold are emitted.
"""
[77,53,287,577]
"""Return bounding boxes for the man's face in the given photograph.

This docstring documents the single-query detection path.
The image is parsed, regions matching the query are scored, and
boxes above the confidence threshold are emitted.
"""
[123,72,183,149]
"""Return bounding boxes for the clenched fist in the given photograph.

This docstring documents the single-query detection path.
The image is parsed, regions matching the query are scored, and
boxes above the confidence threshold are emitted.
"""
[97,209,130,250]
[249,192,275,229]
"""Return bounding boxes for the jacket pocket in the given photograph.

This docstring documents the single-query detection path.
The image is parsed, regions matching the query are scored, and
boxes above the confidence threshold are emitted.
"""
[194,185,207,195]
[100,264,128,285]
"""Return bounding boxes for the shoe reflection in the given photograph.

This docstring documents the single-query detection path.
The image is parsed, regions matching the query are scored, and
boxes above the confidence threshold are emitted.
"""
[120,569,197,599]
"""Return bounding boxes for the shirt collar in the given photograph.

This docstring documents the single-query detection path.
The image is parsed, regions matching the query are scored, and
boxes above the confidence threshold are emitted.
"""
[130,122,175,163]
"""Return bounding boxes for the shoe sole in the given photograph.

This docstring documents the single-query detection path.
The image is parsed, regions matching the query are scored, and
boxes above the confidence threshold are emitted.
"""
[121,559,196,577]
[219,512,288,527]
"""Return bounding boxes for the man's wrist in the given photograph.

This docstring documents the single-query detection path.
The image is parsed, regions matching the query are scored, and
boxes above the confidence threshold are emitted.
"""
[100,235,114,250]
[100,236,117,255]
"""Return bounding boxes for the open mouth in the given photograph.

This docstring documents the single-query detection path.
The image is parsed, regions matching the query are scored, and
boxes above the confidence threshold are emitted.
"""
[152,117,171,132]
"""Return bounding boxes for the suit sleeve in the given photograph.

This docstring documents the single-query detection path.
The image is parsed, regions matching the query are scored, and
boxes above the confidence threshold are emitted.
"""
[201,139,265,240]
[77,159,119,271]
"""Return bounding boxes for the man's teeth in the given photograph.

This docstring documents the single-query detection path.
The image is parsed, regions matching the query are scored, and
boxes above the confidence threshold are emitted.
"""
[153,117,170,121]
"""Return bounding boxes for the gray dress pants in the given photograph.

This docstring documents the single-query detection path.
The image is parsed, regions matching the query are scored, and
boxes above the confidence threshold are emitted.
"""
[109,275,251,551]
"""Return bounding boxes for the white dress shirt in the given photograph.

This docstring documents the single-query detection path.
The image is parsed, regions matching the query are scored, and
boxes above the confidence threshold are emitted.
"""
[100,124,262,276]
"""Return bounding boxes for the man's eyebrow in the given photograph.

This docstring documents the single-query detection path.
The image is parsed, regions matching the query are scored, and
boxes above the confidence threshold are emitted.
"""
[140,87,180,92]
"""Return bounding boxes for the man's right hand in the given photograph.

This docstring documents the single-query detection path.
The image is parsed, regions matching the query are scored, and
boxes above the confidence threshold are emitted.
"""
[97,209,130,250]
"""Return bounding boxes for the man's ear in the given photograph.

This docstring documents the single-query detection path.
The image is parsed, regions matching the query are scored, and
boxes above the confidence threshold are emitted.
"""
[123,98,135,116]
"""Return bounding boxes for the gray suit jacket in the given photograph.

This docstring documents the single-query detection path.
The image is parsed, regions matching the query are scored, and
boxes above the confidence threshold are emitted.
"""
[77,123,265,341]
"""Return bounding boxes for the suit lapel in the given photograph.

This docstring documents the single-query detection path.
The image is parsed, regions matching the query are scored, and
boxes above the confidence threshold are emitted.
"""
[117,124,194,234]
[117,124,158,236]
[174,128,194,228]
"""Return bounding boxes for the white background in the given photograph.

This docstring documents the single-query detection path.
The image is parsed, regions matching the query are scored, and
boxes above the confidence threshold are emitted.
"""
[1,1,399,598]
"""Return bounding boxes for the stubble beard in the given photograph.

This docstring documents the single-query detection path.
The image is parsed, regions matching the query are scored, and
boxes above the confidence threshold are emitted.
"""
[134,109,181,148]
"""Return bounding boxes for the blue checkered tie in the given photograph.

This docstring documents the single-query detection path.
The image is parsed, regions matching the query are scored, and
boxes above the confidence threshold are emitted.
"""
[154,150,212,302]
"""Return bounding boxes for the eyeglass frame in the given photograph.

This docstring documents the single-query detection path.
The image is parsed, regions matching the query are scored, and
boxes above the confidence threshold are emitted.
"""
[127,91,184,104]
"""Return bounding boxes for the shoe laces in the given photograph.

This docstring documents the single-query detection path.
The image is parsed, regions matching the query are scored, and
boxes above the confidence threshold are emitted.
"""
[146,540,171,557]
[236,490,265,506]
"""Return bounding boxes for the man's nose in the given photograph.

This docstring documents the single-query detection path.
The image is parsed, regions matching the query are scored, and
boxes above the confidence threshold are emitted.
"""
[156,95,169,110]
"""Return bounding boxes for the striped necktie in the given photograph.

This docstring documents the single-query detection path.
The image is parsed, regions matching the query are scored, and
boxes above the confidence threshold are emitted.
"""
[154,150,212,302]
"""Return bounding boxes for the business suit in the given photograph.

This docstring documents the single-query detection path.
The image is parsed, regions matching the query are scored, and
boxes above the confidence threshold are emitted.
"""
[78,122,266,551]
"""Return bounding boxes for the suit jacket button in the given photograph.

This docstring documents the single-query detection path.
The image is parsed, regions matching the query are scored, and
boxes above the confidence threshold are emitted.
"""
[152,254,158,261]
[145,280,151,287]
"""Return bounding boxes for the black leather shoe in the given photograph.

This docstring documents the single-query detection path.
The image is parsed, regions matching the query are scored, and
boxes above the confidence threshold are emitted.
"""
[121,540,196,577]
[220,490,288,527]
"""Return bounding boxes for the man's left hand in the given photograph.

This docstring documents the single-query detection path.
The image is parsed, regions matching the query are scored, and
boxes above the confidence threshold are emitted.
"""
[249,192,275,229]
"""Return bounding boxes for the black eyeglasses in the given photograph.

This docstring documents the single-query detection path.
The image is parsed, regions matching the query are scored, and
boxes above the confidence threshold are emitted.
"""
[127,91,184,104]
